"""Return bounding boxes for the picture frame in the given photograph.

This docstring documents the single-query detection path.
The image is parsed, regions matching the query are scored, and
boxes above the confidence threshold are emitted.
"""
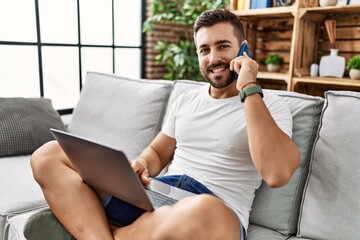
[336,0,349,5]
[349,0,360,4]
[272,0,294,7]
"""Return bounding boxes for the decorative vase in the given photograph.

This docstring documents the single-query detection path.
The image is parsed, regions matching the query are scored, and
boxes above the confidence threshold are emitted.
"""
[319,0,338,7]
[349,69,360,80]
[319,49,345,78]
[267,64,281,72]
[310,63,319,76]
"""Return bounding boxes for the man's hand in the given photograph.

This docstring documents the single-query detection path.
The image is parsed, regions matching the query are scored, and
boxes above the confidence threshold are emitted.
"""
[129,132,176,186]
[229,51,259,91]
[130,158,150,185]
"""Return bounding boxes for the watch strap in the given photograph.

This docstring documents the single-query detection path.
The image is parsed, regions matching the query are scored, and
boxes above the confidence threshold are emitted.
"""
[239,84,263,103]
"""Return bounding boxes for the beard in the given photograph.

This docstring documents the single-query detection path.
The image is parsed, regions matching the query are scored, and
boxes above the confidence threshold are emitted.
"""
[202,62,236,89]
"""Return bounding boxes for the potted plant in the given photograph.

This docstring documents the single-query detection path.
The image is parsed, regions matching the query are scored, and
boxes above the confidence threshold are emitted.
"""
[346,55,360,80]
[265,53,284,72]
[143,0,228,81]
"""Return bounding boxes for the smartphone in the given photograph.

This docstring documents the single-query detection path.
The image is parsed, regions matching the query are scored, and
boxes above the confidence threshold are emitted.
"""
[233,43,251,79]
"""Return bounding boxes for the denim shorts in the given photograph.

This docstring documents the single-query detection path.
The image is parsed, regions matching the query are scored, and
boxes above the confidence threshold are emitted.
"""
[103,174,246,240]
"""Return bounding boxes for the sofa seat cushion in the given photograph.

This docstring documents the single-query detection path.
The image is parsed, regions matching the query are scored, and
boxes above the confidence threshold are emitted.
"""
[162,79,206,124]
[288,237,313,240]
[4,207,50,240]
[246,224,290,240]
[0,98,65,157]
[67,72,173,159]
[0,155,47,240]
[298,91,360,240]
[249,90,324,235]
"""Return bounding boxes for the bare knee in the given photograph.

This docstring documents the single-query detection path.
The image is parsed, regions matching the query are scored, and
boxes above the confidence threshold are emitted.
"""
[31,140,66,184]
[153,195,241,240]
[187,195,240,238]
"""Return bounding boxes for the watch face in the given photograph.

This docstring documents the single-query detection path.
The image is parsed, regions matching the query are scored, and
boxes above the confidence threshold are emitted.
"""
[239,90,246,101]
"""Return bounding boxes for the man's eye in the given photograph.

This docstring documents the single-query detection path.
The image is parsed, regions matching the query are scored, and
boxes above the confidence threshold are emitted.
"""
[200,49,209,54]
[220,45,229,49]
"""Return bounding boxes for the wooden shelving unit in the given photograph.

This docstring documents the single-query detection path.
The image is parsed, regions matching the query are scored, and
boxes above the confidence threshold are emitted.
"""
[232,1,360,96]
[257,71,291,84]
[232,6,297,18]
[293,77,360,88]
[234,5,298,91]
[303,4,360,13]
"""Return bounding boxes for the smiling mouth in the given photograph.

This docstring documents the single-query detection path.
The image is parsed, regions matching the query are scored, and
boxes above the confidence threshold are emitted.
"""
[208,64,229,74]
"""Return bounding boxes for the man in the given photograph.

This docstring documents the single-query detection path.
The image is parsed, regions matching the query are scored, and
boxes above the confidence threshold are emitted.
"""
[30,9,300,240]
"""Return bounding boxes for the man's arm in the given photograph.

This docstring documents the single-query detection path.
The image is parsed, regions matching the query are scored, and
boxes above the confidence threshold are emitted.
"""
[131,132,176,184]
[232,52,301,188]
[244,94,300,188]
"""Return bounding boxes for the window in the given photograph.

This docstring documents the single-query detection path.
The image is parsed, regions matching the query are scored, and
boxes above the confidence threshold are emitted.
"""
[0,0,145,112]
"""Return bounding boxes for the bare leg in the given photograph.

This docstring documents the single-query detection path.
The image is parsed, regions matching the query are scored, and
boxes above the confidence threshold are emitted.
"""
[31,141,114,240]
[112,194,241,240]
[32,141,241,240]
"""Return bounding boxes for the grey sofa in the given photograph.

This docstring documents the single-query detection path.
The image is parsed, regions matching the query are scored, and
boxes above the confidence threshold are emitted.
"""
[1,72,360,240]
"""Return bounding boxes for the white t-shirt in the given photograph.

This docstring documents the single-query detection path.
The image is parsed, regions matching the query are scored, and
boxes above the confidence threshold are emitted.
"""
[162,84,293,231]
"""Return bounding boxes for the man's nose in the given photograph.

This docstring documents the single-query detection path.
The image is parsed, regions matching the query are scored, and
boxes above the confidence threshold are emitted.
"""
[209,51,221,65]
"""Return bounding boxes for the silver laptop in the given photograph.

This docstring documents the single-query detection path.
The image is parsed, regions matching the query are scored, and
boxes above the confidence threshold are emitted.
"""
[50,128,195,211]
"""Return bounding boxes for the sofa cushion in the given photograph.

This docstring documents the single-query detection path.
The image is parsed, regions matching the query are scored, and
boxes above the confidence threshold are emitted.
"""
[67,72,173,159]
[0,155,47,240]
[297,91,360,239]
[4,207,50,240]
[162,80,206,124]
[0,98,65,157]
[249,90,324,236]
[288,237,312,240]
[246,224,289,240]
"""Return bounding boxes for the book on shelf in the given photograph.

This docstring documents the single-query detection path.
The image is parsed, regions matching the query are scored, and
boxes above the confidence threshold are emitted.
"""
[232,0,250,10]
[230,0,238,10]
[244,0,251,9]
[238,0,244,10]
[251,0,272,9]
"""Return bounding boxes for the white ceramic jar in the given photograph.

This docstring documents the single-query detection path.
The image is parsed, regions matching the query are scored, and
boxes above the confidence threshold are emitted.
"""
[267,64,281,72]
[319,49,345,78]
[310,63,319,77]
[349,69,360,80]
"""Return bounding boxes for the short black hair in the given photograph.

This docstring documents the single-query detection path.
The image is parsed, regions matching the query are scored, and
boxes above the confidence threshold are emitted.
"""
[193,9,245,43]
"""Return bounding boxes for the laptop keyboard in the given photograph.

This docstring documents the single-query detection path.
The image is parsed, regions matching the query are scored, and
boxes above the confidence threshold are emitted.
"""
[145,189,177,208]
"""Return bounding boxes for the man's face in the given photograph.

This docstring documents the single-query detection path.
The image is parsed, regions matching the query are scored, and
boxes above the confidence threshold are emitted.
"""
[195,22,240,89]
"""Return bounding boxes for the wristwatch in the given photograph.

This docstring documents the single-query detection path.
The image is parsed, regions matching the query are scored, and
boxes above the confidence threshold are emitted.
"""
[239,84,264,103]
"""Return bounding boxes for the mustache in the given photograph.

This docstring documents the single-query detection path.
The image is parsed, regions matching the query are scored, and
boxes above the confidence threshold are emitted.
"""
[207,62,229,71]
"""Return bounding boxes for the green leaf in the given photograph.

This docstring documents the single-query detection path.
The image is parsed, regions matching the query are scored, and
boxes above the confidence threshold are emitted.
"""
[145,0,229,79]
[346,55,360,70]
[155,54,163,62]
